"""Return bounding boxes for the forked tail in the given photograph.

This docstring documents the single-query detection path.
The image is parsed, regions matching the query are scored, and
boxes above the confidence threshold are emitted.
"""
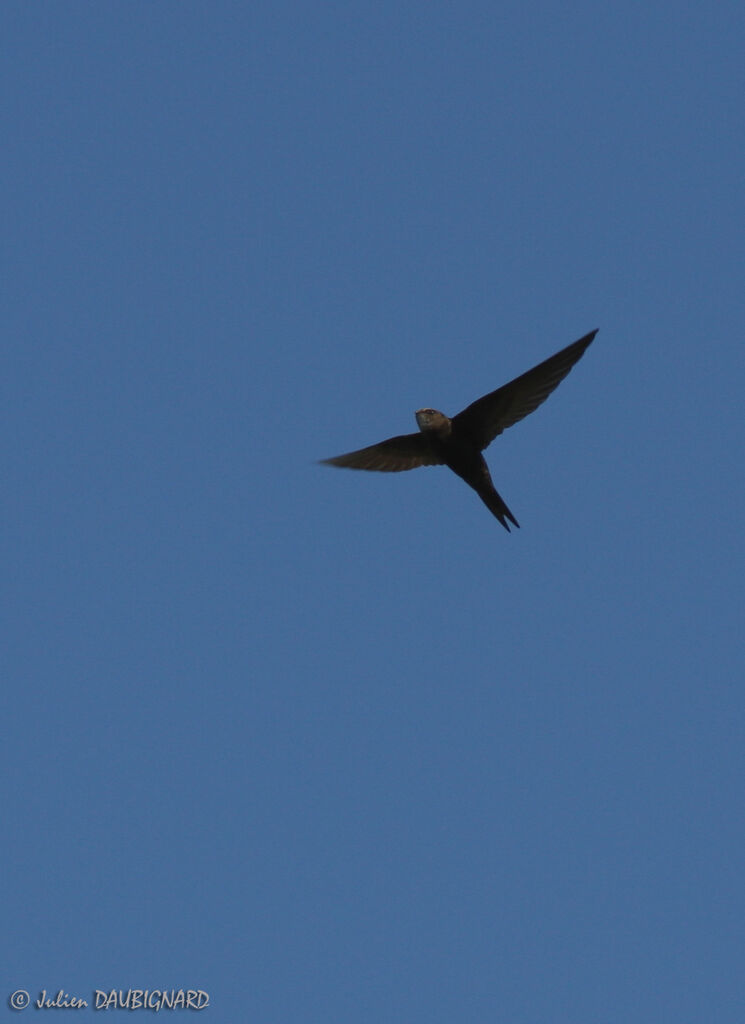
[479,485,520,532]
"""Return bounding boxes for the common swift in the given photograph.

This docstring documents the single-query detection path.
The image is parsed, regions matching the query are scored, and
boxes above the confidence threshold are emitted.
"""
[321,329,597,531]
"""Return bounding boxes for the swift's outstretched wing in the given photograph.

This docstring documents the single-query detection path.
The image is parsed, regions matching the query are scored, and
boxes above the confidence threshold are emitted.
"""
[321,432,443,473]
[453,329,597,450]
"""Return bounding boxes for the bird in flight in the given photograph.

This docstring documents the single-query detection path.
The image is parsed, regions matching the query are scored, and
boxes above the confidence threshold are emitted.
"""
[321,329,597,531]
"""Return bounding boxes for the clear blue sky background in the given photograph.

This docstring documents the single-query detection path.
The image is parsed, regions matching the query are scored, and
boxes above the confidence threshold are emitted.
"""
[3,3,744,1021]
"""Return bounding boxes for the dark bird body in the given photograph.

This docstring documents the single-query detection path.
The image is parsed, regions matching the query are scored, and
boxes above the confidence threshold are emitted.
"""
[321,329,597,531]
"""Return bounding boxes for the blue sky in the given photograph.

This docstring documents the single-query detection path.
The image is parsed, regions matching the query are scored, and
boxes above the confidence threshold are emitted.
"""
[3,2,744,1021]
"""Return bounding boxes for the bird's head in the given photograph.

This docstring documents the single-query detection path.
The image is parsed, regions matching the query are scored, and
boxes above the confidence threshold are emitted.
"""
[415,408,451,435]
